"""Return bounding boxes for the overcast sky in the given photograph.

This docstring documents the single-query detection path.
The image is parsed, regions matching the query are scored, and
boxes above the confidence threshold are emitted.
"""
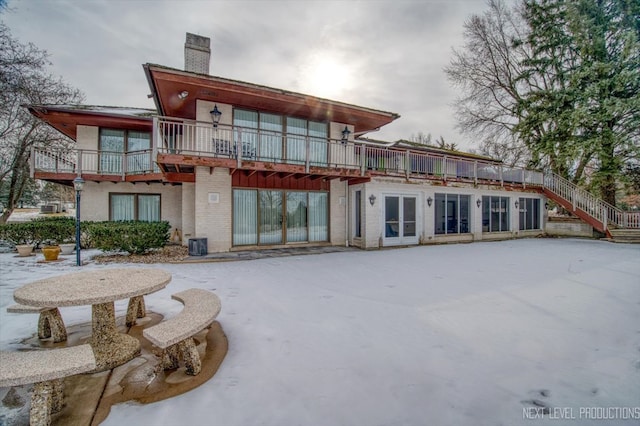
[3,0,495,151]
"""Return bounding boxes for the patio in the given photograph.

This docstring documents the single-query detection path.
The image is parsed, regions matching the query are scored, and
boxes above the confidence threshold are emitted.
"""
[1,238,639,425]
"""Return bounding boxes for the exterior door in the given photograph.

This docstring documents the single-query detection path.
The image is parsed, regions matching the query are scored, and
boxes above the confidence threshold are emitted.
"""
[383,195,418,246]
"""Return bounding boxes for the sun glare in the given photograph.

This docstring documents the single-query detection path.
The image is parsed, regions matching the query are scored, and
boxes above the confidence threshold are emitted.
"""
[303,53,353,99]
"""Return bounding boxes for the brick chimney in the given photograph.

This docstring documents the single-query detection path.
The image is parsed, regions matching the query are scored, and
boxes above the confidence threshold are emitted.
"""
[184,32,211,75]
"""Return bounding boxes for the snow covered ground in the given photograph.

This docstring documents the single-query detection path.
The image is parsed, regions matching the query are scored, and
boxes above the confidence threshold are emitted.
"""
[1,238,639,425]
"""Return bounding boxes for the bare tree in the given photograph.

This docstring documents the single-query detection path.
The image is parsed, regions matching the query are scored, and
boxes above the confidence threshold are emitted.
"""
[445,0,533,167]
[0,22,83,222]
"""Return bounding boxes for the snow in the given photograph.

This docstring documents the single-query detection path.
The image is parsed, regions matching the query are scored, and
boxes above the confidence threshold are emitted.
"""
[1,239,639,425]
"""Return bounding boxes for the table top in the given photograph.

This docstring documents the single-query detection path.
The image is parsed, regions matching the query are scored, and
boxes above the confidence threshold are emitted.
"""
[14,268,172,307]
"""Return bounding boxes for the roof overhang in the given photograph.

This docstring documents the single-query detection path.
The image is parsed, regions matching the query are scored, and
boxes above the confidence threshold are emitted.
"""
[144,64,400,134]
[26,105,154,141]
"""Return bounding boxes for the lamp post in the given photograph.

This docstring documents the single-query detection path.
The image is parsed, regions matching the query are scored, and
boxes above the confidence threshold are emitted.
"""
[73,177,84,266]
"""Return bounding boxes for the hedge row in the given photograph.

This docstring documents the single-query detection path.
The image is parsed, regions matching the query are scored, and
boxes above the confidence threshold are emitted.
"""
[0,218,170,254]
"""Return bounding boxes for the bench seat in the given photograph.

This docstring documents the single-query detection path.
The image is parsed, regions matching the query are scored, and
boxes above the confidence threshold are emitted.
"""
[0,345,96,426]
[7,304,67,343]
[143,289,221,375]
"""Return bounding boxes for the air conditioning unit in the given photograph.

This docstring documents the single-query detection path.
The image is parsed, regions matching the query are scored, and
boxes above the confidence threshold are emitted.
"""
[188,238,208,256]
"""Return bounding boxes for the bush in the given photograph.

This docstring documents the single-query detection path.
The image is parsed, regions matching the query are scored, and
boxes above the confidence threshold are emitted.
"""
[31,217,76,245]
[85,221,170,254]
[0,222,38,245]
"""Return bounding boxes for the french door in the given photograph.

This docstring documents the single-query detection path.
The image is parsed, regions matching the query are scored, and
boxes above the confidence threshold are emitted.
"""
[383,195,418,246]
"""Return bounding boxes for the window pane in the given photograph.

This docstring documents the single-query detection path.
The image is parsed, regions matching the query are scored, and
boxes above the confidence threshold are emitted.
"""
[100,129,124,174]
[309,192,328,241]
[490,197,500,232]
[354,191,361,238]
[308,122,327,166]
[111,194,135,221]
[259,113,282,162]
[447,196,459,234]
[435,193,446,234]
[500,197,509,231]
[482,196,490,232]
[128,131,151,151]
[234,109,258,128]
[286,117,307,164]
[403,197,416,237]
[286,192,308,242]
[532,199,540,229]
[259,191,283,245]
[127,132,152,173]
[385,196,399,238]
[234,110,258,158]
[459,195,469,233]
[519,197,525,230]
[138,195,160,222]
[233,189,258,245]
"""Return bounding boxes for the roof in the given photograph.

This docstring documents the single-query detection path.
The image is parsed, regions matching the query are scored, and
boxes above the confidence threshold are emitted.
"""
[144,64,400,134]
[26,105,155,140]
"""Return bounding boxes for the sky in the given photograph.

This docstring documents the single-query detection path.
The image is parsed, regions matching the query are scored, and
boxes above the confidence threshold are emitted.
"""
[2,0,497,151]
[1,239,639,425]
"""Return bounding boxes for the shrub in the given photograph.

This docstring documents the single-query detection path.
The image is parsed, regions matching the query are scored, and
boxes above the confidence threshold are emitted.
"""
[31,217,76,245]
[0,222,38,245]
[86,221,170,254]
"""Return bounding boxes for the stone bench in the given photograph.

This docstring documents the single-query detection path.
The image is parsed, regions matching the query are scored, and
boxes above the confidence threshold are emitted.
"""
[143,289,221,375]
[0,345,96,426]
[7,304,67,343]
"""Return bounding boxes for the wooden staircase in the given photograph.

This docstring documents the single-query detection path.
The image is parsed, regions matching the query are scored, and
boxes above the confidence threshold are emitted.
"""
[543,173,640,242]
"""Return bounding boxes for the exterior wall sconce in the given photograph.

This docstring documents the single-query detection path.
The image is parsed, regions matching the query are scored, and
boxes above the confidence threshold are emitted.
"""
[341,126,351,144]
[427,196,433,207]
[178,91,189,100]
[369,194,376,206]
[476,198,482,208]
[515,200,519,208]
[545,202,549,210]
[210,105,222,128]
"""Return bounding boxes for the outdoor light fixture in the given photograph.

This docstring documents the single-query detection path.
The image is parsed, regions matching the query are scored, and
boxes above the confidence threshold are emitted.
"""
[515,200,519,209]
[476,198,482,208]
[369,194,376,206]
[341,126,351,144]
[178,91,189,100]
[545,202,549,210]
[427,196,433,207]
[73,176,85,267]
[210,105,222,128]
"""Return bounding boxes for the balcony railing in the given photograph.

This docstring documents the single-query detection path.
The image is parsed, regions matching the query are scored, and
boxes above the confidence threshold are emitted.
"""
[32,148,160,177]
[154,117,544,186]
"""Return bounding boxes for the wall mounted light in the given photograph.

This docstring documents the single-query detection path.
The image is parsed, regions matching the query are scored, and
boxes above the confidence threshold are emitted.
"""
[476,198,482,208]
[341,126,351,144]
[545,202,549,210]
[427,196,433,207]
[178,91,189,100]
[515,200,519,209]
[210,105,222,128]
[369,194,376,206]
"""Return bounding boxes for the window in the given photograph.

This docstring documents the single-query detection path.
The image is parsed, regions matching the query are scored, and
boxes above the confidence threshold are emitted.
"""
[99,129,151,174]
[519,197,541,230]
[110,193,160,221]
[233,109,327,165]
[435,193,470,234]
[482,196,510,232]
[354,190,362,238]
[233,189,329,246]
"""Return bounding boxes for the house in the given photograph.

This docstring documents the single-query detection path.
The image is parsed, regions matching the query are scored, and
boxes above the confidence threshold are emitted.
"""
[29,33,634,253]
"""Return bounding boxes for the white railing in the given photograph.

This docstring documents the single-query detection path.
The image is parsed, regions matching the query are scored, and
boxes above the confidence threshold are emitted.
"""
[32,148,159,177]
[154,117,544,186]
[543,172,640,230]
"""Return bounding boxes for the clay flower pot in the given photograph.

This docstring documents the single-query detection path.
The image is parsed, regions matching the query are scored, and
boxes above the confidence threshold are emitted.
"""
[42,245,61,261]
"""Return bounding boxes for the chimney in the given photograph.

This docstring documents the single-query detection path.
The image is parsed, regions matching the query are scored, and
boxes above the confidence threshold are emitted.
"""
[184,32,211,75]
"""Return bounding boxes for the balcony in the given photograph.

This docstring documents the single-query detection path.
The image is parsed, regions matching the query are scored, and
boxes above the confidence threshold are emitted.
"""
[31,116,544,188]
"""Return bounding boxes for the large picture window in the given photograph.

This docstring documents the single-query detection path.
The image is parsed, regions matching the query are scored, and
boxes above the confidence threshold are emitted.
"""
[110,193,160,222]
[519,197,541,230]
[435,193,470,234]
[482,196,510,232]
[233,189,329,246]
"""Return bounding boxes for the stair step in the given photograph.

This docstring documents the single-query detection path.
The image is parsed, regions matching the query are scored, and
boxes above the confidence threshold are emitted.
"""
[608,229,640,243]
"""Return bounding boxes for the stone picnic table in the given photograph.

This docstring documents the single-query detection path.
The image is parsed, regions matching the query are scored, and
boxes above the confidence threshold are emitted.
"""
[13,268,172,372]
